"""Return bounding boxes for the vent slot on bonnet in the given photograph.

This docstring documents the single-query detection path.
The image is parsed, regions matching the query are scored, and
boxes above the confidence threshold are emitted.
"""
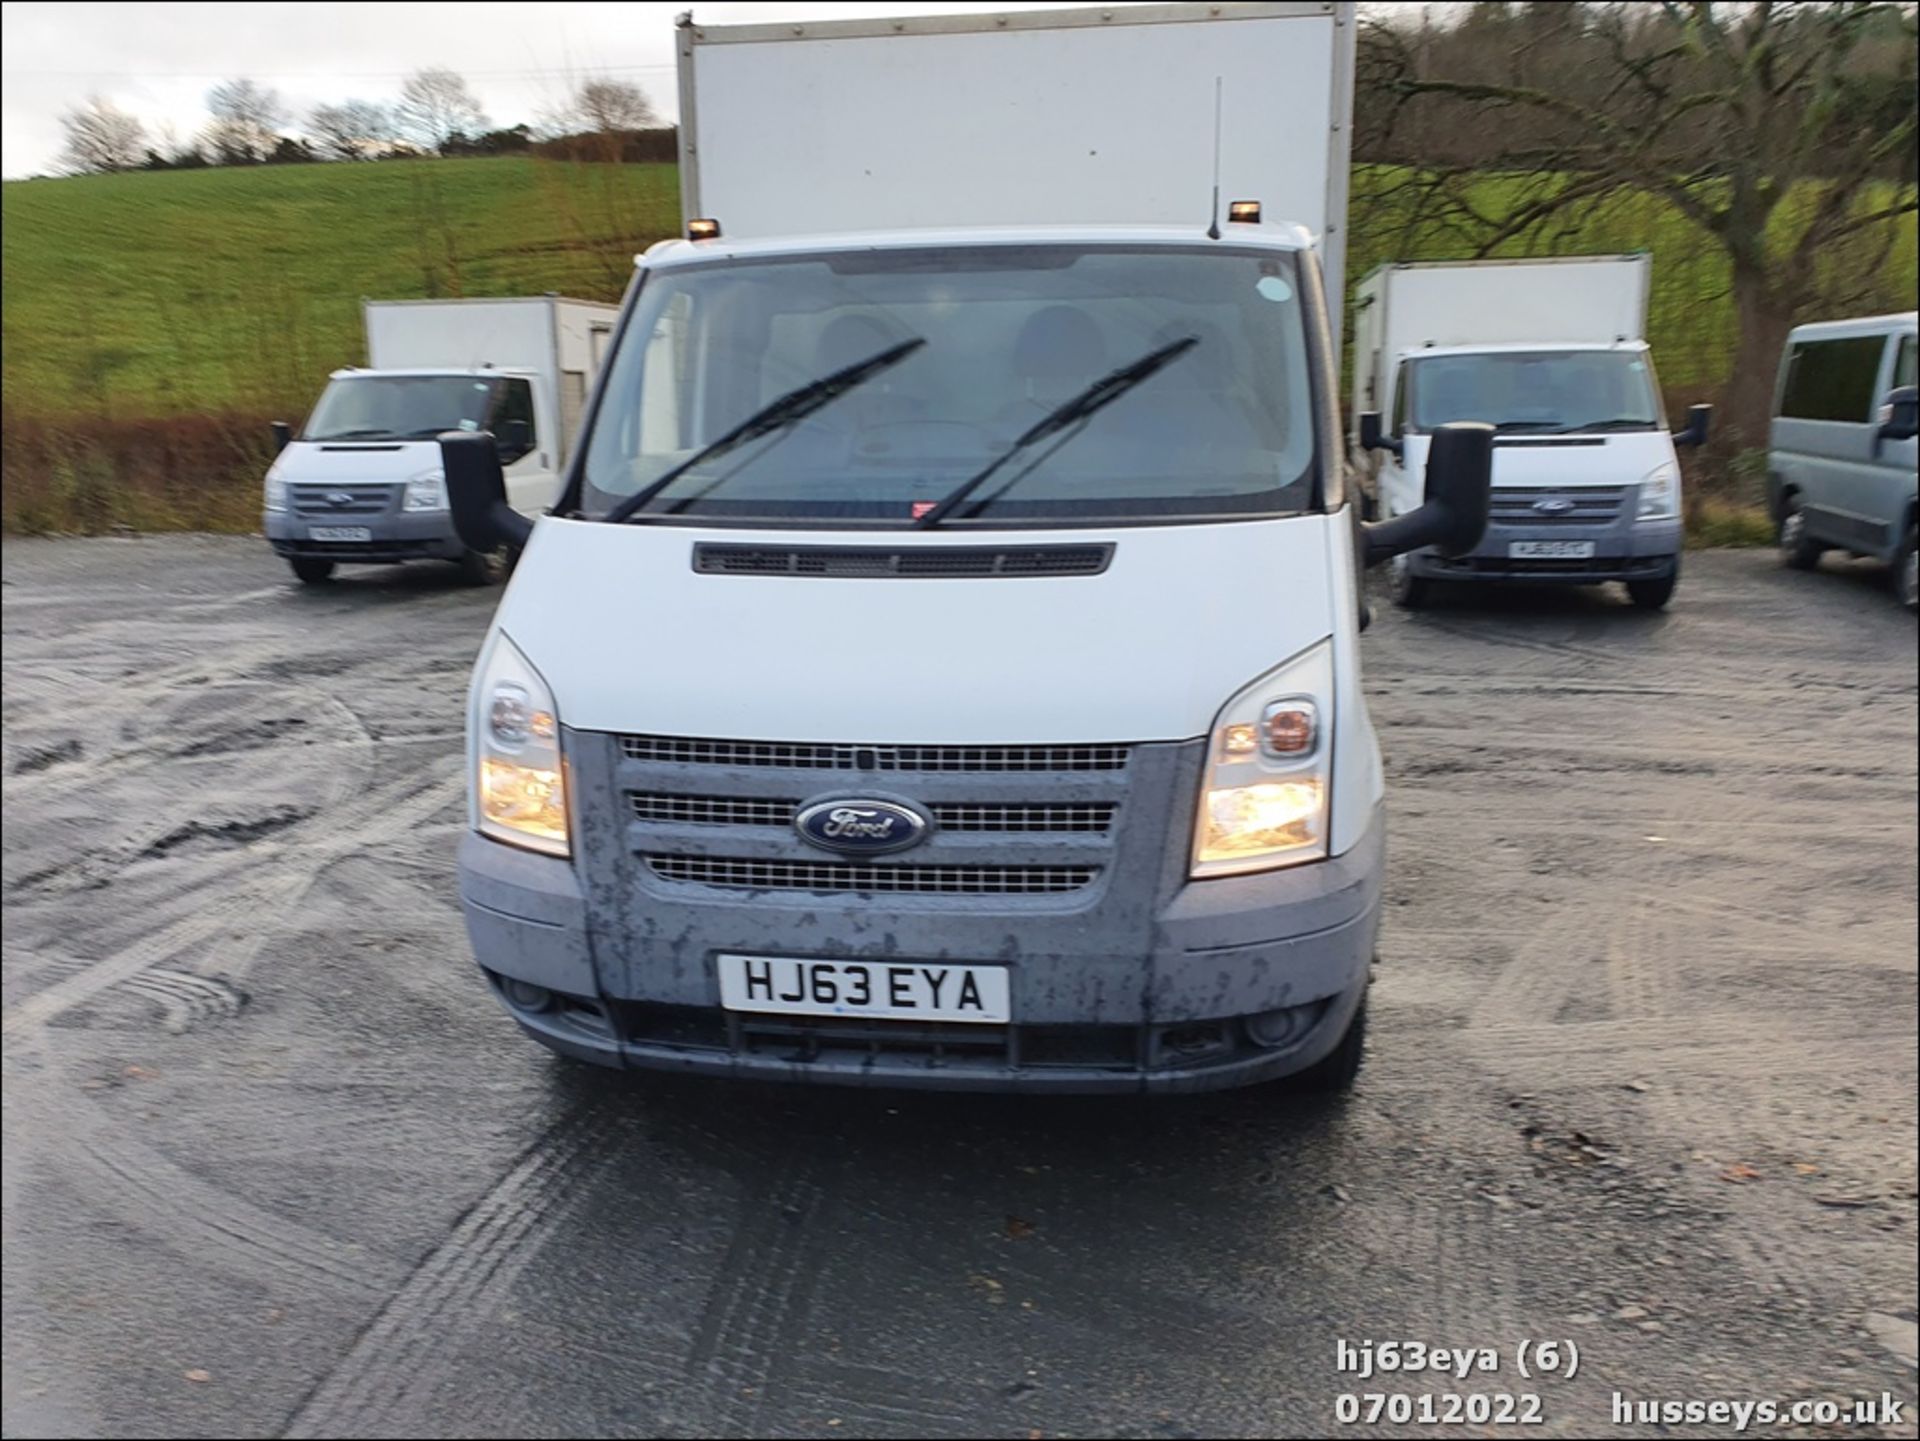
[693,543,1113,578]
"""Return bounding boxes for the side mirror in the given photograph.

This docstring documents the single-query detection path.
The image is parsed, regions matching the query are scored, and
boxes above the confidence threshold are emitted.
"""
[271,421,293,454]
[1362,422,1492,567]
[1673,403,1712,449]
[1357,410,1403,460]
[498,418,532,462]
[1877,386,1919,444]
[443,431,534,552]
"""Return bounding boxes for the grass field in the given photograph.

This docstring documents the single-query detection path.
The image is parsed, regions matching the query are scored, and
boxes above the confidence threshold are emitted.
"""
[1,155,1910,534]
[1,157,678,420]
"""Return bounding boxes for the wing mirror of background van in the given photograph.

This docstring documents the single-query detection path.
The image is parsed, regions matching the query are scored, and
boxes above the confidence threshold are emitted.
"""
[443,431,534,552]
[271,421,292,454]
[1877,386,1919,446]
[1673,403,1712,449]
[1362,421,1493,568]
[498,418,532,463]
[1357,410,1404,460]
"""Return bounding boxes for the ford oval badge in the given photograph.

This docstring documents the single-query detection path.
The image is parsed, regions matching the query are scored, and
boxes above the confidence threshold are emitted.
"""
[1533,497,1576,515]
[794,798,930,856]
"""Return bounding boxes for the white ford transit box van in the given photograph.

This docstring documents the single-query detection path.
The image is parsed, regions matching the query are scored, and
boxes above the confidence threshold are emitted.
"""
[264,296,616,584]
[441,3,1491,1093]
[1351,256,1709,610]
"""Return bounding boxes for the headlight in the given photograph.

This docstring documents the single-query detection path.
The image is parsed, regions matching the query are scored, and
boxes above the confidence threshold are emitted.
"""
[1191,640,1333,878]
[1637,464,1680,522]
[403,470,447,512]
[264,473,287,512]
[472,632,568,857]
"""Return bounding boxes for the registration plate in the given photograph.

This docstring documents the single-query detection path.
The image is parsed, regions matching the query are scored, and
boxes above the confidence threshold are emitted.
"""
[1509,540,1595,559]
[309,525,371,542]
[717,954,1009,1024]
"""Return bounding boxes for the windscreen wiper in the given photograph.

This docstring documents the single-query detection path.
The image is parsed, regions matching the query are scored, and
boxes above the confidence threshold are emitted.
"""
[606,338,926,525]
[317,428,400,440]
[913,336,1197,528]
[1559,417,1656,433]
[1490,420,1566,433]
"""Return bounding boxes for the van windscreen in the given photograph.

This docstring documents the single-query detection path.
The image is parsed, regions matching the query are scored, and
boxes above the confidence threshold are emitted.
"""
[579,244,1320,526]
[1405,350,1659,435]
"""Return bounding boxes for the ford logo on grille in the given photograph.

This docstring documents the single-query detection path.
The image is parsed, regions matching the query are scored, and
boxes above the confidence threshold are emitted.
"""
[325,491,355,507]
[794,798,930,856]
[1533,498,1576,515]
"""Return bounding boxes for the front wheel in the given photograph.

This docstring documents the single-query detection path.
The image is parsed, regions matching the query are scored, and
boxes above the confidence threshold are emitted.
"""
[288,556,335,585]
[456,547,511,586]
[1388,553,1430,610]
[1896,525,1918,613]
[1290,996,1367,1094]
[1779,497,1823,571]
[1626,566,1678,610]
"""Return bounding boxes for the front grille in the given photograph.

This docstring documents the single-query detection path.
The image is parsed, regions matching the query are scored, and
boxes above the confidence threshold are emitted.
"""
[289,483,395,516]
[1488,487,1628,527]
[693,543,1113,578]
[628,793,1116,833]
[645,855,1097,894]
[619,735,1131,773]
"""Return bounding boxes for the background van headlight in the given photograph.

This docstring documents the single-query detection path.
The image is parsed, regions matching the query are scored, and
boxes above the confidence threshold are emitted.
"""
[404,469,448,512]
[1192,640,1333,878]
[471,632,568,856]
[1638,464,1680,522]
[264,473,288,512]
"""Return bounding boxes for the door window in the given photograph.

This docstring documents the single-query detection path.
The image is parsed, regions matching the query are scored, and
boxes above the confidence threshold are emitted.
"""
[1389,363,1408,437]
[1778,335,1888,422]
[1894,335,1917,391]
[491,378,537,456]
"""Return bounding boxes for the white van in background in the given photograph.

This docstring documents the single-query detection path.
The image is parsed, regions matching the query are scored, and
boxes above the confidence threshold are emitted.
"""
[1352,255,1709,611]
[263,296,617,585]
[1768,312,1918,611]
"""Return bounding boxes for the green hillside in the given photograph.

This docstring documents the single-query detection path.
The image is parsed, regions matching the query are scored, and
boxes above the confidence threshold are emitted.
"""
[1,157,678,419]
[0,154,1910,536]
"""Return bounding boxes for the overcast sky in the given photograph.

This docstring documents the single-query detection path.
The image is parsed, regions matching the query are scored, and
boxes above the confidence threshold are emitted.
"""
[0,0,1198,177]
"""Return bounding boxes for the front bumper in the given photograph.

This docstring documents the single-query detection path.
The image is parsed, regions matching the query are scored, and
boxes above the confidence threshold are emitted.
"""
[457,811,1384,1094]
[1411,490,1681,585]
[264,509,463,564]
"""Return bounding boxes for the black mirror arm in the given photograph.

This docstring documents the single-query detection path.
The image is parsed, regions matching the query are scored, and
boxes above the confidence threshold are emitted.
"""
[1362,508,1444,568]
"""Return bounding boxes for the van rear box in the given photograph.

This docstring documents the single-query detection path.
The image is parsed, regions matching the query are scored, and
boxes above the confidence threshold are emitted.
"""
[676,2,1357,329]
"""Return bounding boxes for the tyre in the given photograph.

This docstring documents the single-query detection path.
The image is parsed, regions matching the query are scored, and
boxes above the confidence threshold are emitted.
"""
[456,546,510,586]
[1896,525,1918,614]
[1626,566,1678,610]
[1290,995,1367,1095]
[1388,552,1430,609]
[288,556,335,585]
[1778,496,1823,571]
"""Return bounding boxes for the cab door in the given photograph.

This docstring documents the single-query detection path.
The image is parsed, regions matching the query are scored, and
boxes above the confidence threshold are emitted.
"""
[491,376,557,517]
[1375,361,1424,520]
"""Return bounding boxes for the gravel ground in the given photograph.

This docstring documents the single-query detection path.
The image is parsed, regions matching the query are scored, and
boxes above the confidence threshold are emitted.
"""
[3,537,1915,1440]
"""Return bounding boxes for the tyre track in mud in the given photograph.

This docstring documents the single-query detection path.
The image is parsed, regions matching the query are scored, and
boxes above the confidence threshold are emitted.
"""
[281,1104,619,1439]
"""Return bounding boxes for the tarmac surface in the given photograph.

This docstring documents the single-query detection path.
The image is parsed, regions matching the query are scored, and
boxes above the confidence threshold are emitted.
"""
[3,537,1915,1438]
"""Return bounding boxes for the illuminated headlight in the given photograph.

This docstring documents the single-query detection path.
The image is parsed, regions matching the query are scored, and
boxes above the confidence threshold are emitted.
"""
[403,470,448,512]
[471,632,568,856]
[1637,464,1680,522]
[1192,640,1332,877]
[264,473,288,512]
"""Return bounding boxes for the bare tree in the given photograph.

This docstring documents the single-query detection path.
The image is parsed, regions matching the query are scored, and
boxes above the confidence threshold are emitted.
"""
[204,77,290,164]
[574,77,659,134]
[1368,1,1918,446]
[397,68,489,154]
[58,96,148,173]
[307,99,397,161]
